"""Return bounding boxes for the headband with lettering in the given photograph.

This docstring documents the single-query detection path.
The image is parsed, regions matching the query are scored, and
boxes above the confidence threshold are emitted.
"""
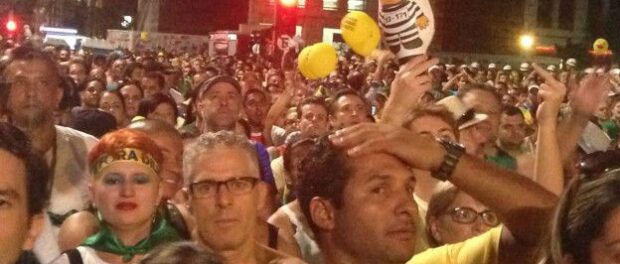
[91,148,160,177]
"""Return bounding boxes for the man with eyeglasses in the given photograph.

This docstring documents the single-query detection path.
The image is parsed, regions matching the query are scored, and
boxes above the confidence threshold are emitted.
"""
[183,131,302,264]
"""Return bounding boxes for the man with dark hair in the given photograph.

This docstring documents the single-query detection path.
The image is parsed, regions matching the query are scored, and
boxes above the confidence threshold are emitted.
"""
[297,123,556,264]
[129,119,184,200]
[297,96,330,139]
[243,89,270,144]
[329,89,372,130]
[497,106,529,157]
[2,45,98,262]
[196,75,244,133]
[142,71,167,98]
[0,122,49,264]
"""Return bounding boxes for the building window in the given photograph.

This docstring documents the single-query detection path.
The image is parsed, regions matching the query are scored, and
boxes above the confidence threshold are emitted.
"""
[537,0,553,28]
[323,0,338,11]
[348,0,366,11]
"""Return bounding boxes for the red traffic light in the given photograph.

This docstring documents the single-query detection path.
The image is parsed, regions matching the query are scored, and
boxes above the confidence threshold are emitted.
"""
[6,20,16,32]
[279,0,297,8]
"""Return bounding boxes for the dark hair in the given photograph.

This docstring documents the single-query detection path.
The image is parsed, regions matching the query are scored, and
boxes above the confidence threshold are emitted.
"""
[549,168,620,264]
[69,60,90,74]
[2,45,60,84]
[283,138,315,173]
[79,77,106,93]
[457,83,502,106]
[502,105,524,118]
[546,150,620,263]
[144,71,166,90]
[328,89,367,115]
[100,90,127,112]
[243,89,267,106]
[140,241,223,264]
[123,62,145,81]
[0,122,50,216]
[297,136,351,233]
[197,75,242,100]
[297,96,328,119]
[119,81,144,96]
[137,93,179,119]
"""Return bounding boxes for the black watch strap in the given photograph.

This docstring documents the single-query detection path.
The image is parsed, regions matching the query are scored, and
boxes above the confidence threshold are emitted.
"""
[431,138,465,181]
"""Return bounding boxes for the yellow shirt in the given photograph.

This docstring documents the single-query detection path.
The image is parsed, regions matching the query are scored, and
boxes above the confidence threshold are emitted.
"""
[408,226,503,264]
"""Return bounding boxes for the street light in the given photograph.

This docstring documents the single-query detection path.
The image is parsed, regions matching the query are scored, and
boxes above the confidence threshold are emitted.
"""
[519,34,535,51]
[5,20,16,32]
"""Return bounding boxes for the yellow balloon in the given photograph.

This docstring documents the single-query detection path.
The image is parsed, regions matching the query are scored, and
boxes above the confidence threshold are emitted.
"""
[140,32,148,41]
[297,46,314,79]
[305,43,337,79]
[341,11,381,57]
[593,38,609,53]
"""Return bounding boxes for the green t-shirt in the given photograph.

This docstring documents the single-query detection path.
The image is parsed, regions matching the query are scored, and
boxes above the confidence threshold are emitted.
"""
[486,148,517,171]
[599,120,619,140]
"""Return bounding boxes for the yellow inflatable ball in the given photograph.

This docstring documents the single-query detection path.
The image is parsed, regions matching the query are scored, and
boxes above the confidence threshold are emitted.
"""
[593,38,609,53]
[297,46,315,79]
[341,11,381,57]
[299,43,338,80]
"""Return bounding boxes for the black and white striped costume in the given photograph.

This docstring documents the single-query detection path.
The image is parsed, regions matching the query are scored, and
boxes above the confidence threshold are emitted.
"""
[379,0,425,64]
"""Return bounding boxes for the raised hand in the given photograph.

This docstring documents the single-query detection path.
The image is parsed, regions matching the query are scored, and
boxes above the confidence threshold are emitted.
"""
[570,71,611,117]
[330,123,444,171]
[380,54,438,125]
[531,63,567,123]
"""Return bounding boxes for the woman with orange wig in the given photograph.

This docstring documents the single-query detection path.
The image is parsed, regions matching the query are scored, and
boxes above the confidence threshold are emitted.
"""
[52,129,182,264]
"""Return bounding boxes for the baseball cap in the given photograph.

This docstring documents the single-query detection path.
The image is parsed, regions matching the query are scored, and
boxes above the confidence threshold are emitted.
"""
[197,75,242,99]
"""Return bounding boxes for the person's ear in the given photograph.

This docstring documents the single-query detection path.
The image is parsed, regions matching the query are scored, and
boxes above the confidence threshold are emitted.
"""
[53,82,64,108]
[429,216,442,243]
[309,197,336,231]
[329,114,337,128]
[21,214,45,251]
[88,183,96,209]
[255,181,268,213]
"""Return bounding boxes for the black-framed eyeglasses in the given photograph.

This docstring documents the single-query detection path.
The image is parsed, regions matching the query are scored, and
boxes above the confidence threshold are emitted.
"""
[189,177,259,199]
[444,207,500,227]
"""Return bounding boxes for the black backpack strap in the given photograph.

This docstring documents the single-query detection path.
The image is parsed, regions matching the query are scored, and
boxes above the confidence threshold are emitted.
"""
[267,223,279,250]
[63,249,84,264]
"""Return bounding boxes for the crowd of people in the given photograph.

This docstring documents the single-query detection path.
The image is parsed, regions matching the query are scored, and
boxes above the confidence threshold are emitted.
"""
[1,30,620,264]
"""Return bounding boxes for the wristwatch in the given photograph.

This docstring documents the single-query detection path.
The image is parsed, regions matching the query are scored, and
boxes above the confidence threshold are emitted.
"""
[431,138,465,181]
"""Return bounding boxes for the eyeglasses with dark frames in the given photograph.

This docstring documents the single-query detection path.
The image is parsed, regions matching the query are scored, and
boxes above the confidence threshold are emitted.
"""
[444,207,500,227]
[189,177,259,199]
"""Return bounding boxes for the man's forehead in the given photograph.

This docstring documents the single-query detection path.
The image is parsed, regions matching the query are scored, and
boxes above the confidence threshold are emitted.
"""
[337,94,365,106]
[0,151,27,198]
[6,59,55,78]
[302,103,327,114]
[207,82,239,94]
[348,153,414,182]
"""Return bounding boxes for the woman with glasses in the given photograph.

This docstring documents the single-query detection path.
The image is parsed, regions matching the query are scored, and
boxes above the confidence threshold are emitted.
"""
[425,182,500,247]
[52,129,182,264]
